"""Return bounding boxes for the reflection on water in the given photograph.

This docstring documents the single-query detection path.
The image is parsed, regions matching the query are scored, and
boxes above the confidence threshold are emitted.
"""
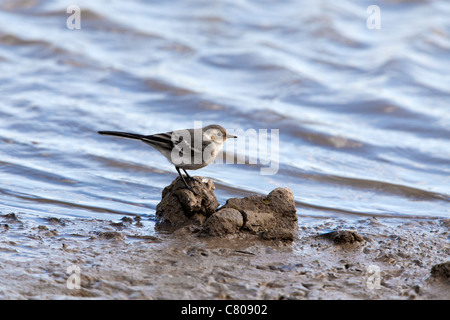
[0,0,449,230]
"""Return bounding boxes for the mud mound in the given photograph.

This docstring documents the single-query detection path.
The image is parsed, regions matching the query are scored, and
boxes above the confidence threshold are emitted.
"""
[155,176,219,231]
[156,177,298,240]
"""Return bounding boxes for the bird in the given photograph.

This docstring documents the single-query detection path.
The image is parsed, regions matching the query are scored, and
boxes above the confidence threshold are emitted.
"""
[98,124,237,194]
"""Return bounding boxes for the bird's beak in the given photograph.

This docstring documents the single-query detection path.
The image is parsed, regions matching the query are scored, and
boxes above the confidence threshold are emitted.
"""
[227,134,237,139]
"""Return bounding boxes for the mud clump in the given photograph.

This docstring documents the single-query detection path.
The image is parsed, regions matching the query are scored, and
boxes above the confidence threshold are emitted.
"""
[430,261,450,281]
[319,230,365,244]
[156,177,219,231]
[97,231,125,241]
[46,217,66,226]
[218,187,298,240]
[156,177,298,240]
[202,208,244,236]
[2,213,22,224]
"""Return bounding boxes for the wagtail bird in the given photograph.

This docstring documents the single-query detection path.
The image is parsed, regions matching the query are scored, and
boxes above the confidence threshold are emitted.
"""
[98,124,237,194]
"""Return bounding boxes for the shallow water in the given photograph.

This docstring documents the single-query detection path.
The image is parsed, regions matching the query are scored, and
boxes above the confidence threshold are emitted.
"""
[1,0,449,232]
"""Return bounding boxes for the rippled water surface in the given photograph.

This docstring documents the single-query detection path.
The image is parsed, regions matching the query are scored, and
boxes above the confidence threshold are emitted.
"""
[1,0,449,228]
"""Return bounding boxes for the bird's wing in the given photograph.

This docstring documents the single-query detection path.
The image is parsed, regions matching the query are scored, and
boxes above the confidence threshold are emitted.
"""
[142,130,215,162]
[141,132,174,152]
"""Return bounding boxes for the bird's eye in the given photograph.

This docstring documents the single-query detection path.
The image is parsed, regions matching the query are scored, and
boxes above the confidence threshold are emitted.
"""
[217,132,222,136]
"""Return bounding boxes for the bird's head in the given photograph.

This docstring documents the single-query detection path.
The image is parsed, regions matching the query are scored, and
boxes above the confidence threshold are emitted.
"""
[203,124,237,144]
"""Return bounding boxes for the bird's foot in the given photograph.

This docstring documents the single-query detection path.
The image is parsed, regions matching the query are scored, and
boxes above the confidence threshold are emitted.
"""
[183,184,198,196]
[186,175,201,183]
[182,170,200,183]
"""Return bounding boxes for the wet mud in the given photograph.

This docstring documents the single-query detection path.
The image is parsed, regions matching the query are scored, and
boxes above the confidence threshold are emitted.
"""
[0,212,448,299]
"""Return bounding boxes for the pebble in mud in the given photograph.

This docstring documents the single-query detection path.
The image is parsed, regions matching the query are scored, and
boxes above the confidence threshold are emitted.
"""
[318,230,365,244]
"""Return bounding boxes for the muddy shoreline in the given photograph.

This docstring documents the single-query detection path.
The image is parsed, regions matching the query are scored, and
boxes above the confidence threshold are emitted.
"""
[0,212,448,299]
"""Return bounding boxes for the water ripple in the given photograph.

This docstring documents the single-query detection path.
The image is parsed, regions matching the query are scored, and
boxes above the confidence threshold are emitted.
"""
[1,0,449,225]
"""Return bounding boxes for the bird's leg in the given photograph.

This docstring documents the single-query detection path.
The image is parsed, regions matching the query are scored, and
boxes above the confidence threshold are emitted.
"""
[182,169,200,183]
[182,168,192,180]
[175,167,197,195]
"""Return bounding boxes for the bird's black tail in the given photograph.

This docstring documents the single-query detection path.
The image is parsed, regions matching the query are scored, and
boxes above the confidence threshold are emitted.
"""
[98,131,144,140]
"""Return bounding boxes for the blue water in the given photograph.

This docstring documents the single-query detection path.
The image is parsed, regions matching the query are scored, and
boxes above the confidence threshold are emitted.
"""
[0,0,449,227]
